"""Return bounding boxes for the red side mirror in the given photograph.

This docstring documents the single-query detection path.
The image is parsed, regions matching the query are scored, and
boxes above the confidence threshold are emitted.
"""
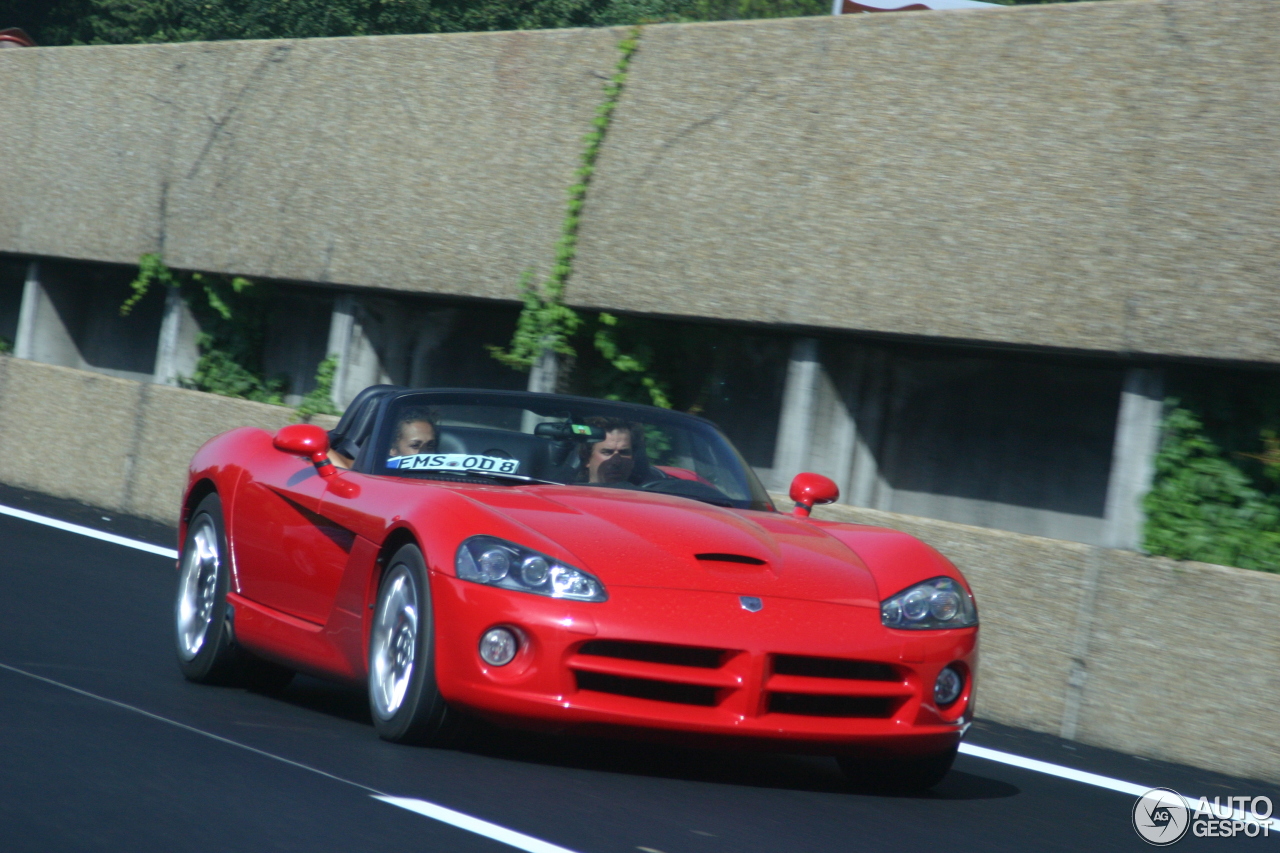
[789,472,839,517]
[273,424,335,477]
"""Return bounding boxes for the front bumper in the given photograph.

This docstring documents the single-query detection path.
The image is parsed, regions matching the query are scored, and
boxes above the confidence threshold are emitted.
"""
[429,574,977,756]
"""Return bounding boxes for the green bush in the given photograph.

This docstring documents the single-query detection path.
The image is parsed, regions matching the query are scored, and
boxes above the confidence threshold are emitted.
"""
[124,254,340,411]
[295,354,342,422]
[1144,396,1280,573]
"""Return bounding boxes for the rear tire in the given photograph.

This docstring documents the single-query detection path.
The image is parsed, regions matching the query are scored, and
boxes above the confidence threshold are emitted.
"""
[837,745,958,793]
[175,493,295,691]
[175,494,239,683]
[368,543,463,745]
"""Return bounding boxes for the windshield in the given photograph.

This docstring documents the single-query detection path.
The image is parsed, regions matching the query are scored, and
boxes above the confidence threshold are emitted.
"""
[366,391,774,511]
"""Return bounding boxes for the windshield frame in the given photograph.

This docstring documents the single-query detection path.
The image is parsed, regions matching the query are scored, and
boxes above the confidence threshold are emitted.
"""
[354,389,776,512]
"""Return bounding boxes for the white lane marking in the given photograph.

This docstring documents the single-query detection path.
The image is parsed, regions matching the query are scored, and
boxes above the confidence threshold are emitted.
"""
[959,743,1149,796]
[0,662,587,853]
[376,797,582,853]
[0,503,179,559]
[6,502,1276,834]
[960,743,1280,833]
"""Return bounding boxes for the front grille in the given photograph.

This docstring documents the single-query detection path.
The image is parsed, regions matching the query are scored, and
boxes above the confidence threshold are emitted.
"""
[766,692,898,718]
[575,671,720,706]
[772,655,899,682]
[568,639,912,721]
[578,639,727,669]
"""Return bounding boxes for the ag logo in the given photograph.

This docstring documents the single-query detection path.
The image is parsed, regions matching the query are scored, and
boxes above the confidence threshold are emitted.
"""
[1133,788,1190,846]
[739,596,763,612]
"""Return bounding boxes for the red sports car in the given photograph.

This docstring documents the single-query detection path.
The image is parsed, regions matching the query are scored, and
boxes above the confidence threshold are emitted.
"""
[174,387,977,790]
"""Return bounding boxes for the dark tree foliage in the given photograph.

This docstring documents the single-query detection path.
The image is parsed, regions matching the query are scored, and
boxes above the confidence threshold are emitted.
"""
[7,0,1117,46]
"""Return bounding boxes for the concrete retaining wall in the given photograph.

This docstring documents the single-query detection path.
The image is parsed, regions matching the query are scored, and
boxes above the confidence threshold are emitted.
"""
[799,498,1280,785]
[3,0,1280,363]
[2,355,1276,783]
[574,0,1280,364]
[0,354,325,523]
[0,28,624,301]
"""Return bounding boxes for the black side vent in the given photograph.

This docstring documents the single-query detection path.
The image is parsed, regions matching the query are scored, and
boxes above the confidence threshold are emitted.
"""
[773,655,899,682]
[576,671,720,706]
[578,640,726,669]
[694,553,767,565]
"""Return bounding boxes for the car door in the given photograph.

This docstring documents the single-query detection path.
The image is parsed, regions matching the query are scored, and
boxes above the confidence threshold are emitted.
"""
[230,448,355,626]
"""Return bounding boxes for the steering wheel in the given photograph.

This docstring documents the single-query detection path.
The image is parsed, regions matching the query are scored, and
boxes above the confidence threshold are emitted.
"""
[637,477,734,507]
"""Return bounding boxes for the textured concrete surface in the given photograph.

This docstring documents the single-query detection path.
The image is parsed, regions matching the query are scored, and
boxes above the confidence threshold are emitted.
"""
[0,28,624,299]
[3,1,1278,362]
[0,356,145,509]
[573,0,1280,363]
[127,382,299,522]
[0,357,333,523]
[1083,549,1280,785]
[799,497,1280,784]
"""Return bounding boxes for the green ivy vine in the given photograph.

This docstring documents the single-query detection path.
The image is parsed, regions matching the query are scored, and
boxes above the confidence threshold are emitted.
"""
[123,253,337,415]
[489,27,671,408]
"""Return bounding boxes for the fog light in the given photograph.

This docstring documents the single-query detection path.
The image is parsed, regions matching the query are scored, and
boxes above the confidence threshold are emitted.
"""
[479,627,518,666]
[934,665,964,707]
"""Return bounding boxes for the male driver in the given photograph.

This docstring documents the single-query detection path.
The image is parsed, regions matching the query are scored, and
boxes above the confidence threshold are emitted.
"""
[580,417,637,484]
[390,407,438,458]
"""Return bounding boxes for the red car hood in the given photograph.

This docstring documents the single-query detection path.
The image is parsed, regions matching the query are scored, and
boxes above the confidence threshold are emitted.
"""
[459,485,881,607]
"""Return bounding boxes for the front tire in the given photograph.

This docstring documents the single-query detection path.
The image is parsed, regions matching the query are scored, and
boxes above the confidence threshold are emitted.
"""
[837,745,958,793]
[368,543,461,745]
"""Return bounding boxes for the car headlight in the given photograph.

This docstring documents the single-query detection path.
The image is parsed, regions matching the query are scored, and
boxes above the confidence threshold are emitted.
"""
[455,536,607,602]
[881,577,977,630]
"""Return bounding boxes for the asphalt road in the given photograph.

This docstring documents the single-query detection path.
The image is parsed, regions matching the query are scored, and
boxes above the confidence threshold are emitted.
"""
[1,483,1276,852]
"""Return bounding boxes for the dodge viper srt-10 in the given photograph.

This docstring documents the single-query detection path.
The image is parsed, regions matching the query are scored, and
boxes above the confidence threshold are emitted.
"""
[175,386,978,790]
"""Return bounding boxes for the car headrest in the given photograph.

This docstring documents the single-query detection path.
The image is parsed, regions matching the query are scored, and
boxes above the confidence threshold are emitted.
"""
[328,384,404,460]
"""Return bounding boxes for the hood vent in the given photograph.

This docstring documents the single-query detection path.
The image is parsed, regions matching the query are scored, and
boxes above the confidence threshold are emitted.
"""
[695,552,767,566]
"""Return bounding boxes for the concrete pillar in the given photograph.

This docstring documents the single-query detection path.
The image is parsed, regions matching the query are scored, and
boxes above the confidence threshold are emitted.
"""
[14,261,79,367]
[871,359,909,513]
[768,339,895,503]
[1101,367,1165,550]
[326,293,462,409]
[519,347,560,434]
[846,350,891,509]
[771,337,820,492]
[527,347,558,394]
[327,294,385,410]
[152,286,200,386]
[262,290,338,405]
[405,309,460,388]
[810,357,858,501]
[800,342,860,500]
